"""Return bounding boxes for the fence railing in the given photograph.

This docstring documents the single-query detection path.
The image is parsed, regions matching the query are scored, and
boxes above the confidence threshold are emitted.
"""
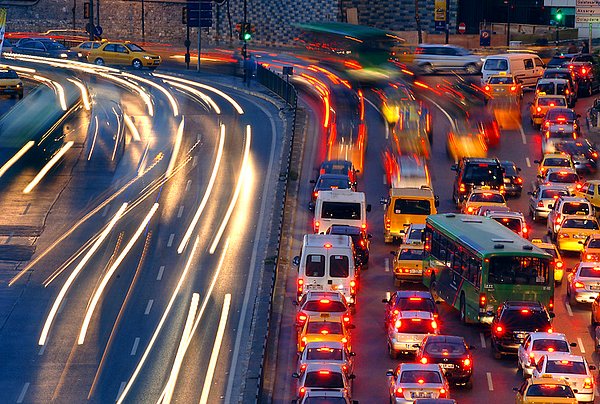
[256,63,297,108]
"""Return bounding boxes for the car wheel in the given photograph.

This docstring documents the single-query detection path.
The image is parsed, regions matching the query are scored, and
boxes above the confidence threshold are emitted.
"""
[459,294,468,325]
[94,58,105,66]
[421,63,434,74]
[430,278,440,303]
[132,59,143,69]
[464,63,478,75]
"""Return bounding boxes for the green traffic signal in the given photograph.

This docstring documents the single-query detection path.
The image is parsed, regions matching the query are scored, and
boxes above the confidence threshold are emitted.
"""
[243,32,252,41]
[556,8,563,21]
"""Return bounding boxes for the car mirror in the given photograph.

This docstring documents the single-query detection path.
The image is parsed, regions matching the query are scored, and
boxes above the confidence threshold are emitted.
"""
[368,234,373,239]
[534,160,540,164]
[517,167,522,172]
[308,202,315,211]
[386,370,394,377]
[293,256,300,266]
[349,351,356,356]
[292,372,300,378]
[355,169,360,174]
[570,342,578,347]
[366,204,372,212]
[348,374,356,380]
[380,197,389,205]
[577,114,582,118]
[309,179,316,184]
[590,365,597,371]
[549,312,556,318]
[573,389,579,394]
[435,195,440,207]
[451,164,458,171]
[292,300,298,306]
[412,344,420,348]
[469,345,476,350]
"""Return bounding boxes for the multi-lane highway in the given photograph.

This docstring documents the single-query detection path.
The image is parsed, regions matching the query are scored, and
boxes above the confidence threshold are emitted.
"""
[268,70,600,403]
[0,57,287,403]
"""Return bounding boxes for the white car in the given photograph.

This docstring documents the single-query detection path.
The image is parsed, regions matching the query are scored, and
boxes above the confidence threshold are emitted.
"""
[387,311,439,359]
[402,224,425,245]
[567,262,600,305]
[296,341,355,377]
[293,362,354,400]
[528,184,569,221]
[517,332,575,378]
[386,363,450,403]
[539,168,581,195]
[532,353,596,403]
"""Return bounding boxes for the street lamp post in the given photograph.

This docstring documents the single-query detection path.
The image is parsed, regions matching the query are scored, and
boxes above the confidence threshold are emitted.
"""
[505,0,511,47]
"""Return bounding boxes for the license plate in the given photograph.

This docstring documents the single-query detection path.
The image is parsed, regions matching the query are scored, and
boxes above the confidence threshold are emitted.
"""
[410,269,421,274]
[411,392,432,399]
[440,363,455,369]
[590,285,600,291]
[306,284,323,290]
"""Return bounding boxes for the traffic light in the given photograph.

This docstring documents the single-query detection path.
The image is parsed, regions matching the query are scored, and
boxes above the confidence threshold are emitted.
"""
[555,8,563,22]
[242,23,253,41]
[182,6,188,25]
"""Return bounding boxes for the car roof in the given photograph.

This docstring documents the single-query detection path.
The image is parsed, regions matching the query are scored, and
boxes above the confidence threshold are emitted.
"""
[543,353,585,362]
[424,335,465,344]
[304,341,345,350]
[399,363,442,371]
[419,44,465,49]
[556,196,588,202]
[529,377,572,386]
[487,211,524,219]
[304,362,346,372]
[530,239,557,249]
[470,188,502,195]
[397,311,434,319]
[393,290,434,299]
[407,224,426,230]
[503,300,545,309]
[538,78,569,83]
[543,153,571,159]
[500,160,517,166]
[304,291,346,301]
[576,261,600,269]
[536,94,567,100]
[546,167,577,174]
[544,68,571,73]
[561,214,597,222]
[397,244,424,251]
[462,157,500,164]
[546,107,575,114]
[317,173,351,180]
[527,332,567,341]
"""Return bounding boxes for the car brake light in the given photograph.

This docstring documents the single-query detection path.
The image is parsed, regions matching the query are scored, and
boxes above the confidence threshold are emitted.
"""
[549,103,555,107]
[467,206,474,213]
[297,279,304,295]
[529,352,536,365]
[420,357,428,364]
[516,177,523,184]
[324,243,332,249]
[418,379,425,384]
[495,325,504,334]
[547,328,553,333]
[313,191,318,198]
[582,67,588,75]
[299,387,306,398]
[593,152,598,158]
[537,106,542,112]
[587,254,594,260]
[549,296,554,311]
[576,183,582,190]
[556,261,563,268]
[300,363,307,372]
[395,387,403,398]
[395,320,402,330]
[341,337,348,344]
[459,183,466,192]
[343,315,351,323]
[350,279,357,295]
[439,388,447,396]
[484,85,490,91]
[565,89,570,95]
[318,370,330,375]
[320,329,329,335]
[431,320,438,330]
[510,86,516,91]
[359,239,365,247]
[557,117,566,121]
[463,358,471,367]
[393,309,399,315]
[319,299,330,304]
[409,297,422,301]
[297,312,308,324]
[560,233,570,238]
[314,220,320,231]
[301,336,307,347]
[575,281,585,288]
[537,201,544,207]
[479,293,486,309]
[584,378,593,389]
[522,226,528,234]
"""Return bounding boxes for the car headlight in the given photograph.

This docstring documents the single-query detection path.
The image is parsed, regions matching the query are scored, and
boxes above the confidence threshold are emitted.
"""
[60,53,68,58]
[144,55,151,60]
[480,58,485,62]
[16,83,22,88]
[78,52,83,58]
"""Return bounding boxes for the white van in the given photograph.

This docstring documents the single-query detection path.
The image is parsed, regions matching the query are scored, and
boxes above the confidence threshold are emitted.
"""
[482,53,545,87]
[314,189,371,234]
[294,234,357,305]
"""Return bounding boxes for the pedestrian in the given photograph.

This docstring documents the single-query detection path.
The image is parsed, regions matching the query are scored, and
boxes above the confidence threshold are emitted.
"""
[582,41,590,54]
[567,42,578,53]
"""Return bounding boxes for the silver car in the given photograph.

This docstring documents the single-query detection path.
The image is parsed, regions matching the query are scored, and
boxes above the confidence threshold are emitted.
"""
[517,332,574,378]
[293,362,354,401]
[387,310,439,358]
[527,184,569,221]
[297,341,355,377]
[414,44,483,75]
[386,363,450,403]
[539,167,580,195]
[567,262,600,304]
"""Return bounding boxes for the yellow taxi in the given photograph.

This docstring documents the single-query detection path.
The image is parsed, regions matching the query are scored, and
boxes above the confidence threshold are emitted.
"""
[70,41,101,60]
[530,94,568,129]
[514,375,578,404]
[462,188,507,215]
[0,67,23,99]
[86,41,161,69]
[575,180,600,211]
[534,153,575,178]
[556,215,600,252]
[581,234,600,262]
[446,130,487,164]
[391,244,424,287]
[297,314,351,354]
[531,239,565,284]
[484,73,523,100]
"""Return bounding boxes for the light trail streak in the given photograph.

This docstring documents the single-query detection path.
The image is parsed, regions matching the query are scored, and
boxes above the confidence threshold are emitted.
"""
[177,124,225,254]
[88,116,99,161]
[23,141,74,194]
[116,236,201,404]
[78,203,159,344]
[123,113,141,141]
[122,72,179,117]
[165,80,221,114]
[111,107,122,161]
[38,203,127,346]
[209,125,251,254]
[153,73,244,114]
[0,141,34,178]
[67,78,91,110]
[166,116,185,177]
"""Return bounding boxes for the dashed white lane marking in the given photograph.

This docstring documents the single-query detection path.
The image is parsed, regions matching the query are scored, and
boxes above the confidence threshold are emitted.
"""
[480,332,487,349]
[185,179,192,191]
[177,205,184,218]
[193,155,198,167]
[21,203,31,215]
[101,204,110,218]
[565,302,573,317]
[519,124,527,144]
[17,382,30,403]
[486,372,494,391]
[525,157,531,168]
[157,265,165,281]
[130,337,140,356]
[144,300,154,315]
[578,337,586,354]
[167,234,175,248]
[384,258,390,272]
[117,382,126,400]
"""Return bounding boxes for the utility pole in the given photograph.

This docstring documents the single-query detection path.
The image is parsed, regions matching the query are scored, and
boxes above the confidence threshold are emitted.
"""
[415,0,422,44]
[505,0,511,47]
[88,0,95,40]
[72,0,76,32]
[141,0,145,41]
[242,0,248,81]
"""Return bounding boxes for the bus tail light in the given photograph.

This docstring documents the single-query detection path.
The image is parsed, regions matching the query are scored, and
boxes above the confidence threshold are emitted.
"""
[350,279,357,295]
[549,296,554,311]
[555,261,563,269]
[479,293,486,309]
[297,279,304,296]
[385,218,391,230]
[459,183,466,193]
[314,220,320,232]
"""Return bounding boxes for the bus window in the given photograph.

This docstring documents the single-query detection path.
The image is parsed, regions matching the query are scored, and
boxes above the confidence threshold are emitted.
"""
[488,256,549,285]
[306,255,326,277]
[330,255,349,278]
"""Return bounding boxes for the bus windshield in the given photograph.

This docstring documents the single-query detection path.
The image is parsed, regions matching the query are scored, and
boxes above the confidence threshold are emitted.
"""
[488,256,550,285]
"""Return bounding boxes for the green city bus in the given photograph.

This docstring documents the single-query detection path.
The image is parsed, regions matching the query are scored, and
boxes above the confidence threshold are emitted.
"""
[423,213,554,325]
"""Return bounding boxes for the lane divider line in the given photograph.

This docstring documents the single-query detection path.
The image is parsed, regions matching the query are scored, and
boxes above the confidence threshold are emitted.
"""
[130,337,140,356]
[16,382,30,403]
[167,234,175,248]
[157,266,165,281]
[144,300,154,315]
[486,372,494,391]
[384,258,390,272]
[565,302,573,317]
[578,337,586,354]
[177,205,184,218]
[480,332,487,349]
[525,157,531,168]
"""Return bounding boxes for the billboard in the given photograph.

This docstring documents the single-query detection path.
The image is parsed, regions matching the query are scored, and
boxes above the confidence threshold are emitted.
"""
[434,0,447,22]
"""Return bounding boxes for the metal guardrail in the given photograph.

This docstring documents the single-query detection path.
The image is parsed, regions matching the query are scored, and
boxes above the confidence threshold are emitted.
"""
[256,63,297,108]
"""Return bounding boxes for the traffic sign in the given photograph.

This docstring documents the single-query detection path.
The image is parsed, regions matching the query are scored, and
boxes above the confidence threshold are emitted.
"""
[434,21,446,31]
[94,25,102,36]
[458,22,466,34]
[480,30,491,47]
[187,0,212,28]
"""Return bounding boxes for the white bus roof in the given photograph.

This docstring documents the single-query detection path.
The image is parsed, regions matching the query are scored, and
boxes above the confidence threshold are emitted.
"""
[302,234,352,248]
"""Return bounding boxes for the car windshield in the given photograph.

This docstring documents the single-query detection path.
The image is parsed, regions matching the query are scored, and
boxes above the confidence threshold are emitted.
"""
[407,227,424,241]
[125,43,145,52]
[305,347,344,361]
[317,177,350,190]
[424,341,466,355]
[321,162,351,176]
[484,58,508,71]
[531,339,570,352]
[399,370,442,384]
[541,248,558,259]
[548,57,570,68]
[562,219,599,230]
[394,297,435,312]
[494,217,522,232]
[546,360,587,375]
[463,163,503,185]
[304,371,344,388]
[304,300,347,312]
[544,158,570,167]
[499,309,551,330]
[579,266,600,277]
[399,248,424,260]
[488,76,514,84]
[469,192,504,203]
[321,202,361,220]
[537,83,557,94]
[541,189,568,198]
[488,256,550,285]
[526,384,575,398]
[588,239,600,248]
[563,202,589,215]
[306,321,343,334]
[547,172,578,183]
[393,199,431,215]
[501,163,518,176]
[0,70,18,79]
[538,98,566,106]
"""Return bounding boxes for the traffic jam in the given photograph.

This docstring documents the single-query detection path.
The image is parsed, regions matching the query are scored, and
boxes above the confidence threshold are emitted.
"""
[286,49,600,404]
